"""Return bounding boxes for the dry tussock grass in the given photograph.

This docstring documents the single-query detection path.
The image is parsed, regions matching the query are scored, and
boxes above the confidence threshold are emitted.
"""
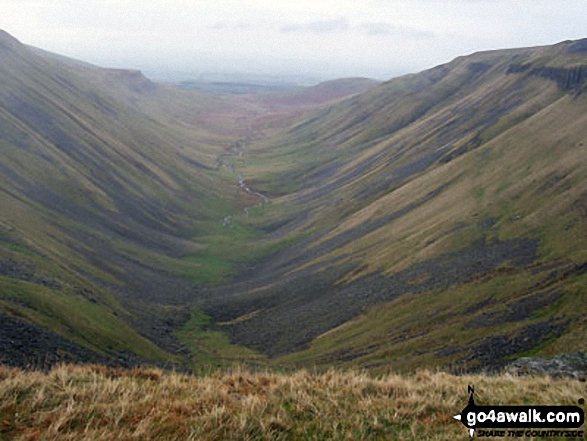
[0,364,584,440]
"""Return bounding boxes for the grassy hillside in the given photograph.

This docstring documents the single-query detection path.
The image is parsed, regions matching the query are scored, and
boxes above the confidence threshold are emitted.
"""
[199,39,587,372]
[1,27,587,374]
[1,364,584,440]
[0,29,265,367]
[0,29,382,370]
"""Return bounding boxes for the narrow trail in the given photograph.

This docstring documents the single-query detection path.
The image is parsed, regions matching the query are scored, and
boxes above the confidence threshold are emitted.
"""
[217,134,270,227]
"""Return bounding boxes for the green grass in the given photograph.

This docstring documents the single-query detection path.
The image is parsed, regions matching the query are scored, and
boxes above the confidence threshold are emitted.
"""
[179,219,263,284]
[180,254,236,285]
[0,278,171,362]
[0,239,35,256]
[174,307,264,370]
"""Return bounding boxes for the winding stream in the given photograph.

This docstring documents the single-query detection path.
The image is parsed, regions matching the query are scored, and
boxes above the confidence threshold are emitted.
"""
[218,137,270,226]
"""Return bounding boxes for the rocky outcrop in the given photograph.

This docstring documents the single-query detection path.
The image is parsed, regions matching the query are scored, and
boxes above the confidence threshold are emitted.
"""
[506,353,587,380]
[455,320,569,373]
[507,63,586,91]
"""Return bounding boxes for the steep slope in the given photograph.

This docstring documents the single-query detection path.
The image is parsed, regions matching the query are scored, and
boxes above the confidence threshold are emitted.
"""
[202,39,587,372]
[0,30,254,367]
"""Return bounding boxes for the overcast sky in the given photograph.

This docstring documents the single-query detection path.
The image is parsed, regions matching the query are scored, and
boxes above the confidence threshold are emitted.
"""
[1,0,586,81]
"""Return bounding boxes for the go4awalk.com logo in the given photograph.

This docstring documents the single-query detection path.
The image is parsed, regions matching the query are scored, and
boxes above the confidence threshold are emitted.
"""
[453,386,585,438]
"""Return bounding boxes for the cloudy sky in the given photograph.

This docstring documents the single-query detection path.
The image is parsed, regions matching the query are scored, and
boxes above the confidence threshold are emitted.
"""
[1,0,586,81]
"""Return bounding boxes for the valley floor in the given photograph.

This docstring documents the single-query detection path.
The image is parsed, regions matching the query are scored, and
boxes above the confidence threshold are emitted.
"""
[0,364,584,440]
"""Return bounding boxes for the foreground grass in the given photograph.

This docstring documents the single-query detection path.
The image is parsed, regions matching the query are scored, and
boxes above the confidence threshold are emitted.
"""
[0,365,584,440]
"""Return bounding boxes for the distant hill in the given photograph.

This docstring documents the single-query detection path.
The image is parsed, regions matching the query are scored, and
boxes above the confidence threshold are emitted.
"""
[250,77,381,107]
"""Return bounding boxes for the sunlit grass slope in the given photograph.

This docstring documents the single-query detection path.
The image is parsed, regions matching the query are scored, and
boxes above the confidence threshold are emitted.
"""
[205,39,587,371]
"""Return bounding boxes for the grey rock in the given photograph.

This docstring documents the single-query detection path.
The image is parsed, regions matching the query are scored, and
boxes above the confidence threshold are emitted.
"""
[506,353,587,380]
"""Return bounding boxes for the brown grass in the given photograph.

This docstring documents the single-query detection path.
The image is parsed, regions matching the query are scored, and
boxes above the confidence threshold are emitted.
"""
[0,364,584,440]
